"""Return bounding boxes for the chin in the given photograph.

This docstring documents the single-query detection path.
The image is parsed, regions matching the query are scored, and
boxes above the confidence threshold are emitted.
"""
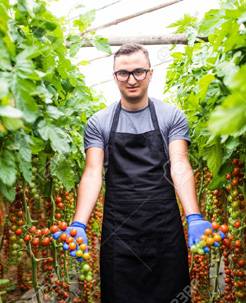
[122,92,144,102]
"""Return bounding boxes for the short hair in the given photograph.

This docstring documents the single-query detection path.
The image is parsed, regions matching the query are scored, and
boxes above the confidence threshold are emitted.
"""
[114,43,151,68]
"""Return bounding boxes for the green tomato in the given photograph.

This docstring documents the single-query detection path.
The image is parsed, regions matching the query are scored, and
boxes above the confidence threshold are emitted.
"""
[231,211,240,219]
[197,248,204,255]
[79,274,85,281]
[190,245,197,253]
[232,201,240,209]
[82,264,90,272]
[85,274,93,282]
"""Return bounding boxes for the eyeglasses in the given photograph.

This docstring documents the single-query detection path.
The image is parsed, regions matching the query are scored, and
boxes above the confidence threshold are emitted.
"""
[114,68,150,82]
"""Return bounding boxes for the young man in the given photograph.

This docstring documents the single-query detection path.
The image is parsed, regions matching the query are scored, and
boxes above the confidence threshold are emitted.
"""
[56,43,212,303]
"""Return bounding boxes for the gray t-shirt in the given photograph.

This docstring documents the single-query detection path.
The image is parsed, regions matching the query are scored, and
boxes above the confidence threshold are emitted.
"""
[84,97,190,170]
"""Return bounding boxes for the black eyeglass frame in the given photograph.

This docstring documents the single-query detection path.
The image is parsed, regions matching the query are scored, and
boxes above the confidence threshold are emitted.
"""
[113,68,151,82]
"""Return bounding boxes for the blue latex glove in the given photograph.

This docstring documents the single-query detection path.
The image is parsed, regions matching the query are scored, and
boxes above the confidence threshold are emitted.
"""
[53,221,88,260]
[186,213,212,248]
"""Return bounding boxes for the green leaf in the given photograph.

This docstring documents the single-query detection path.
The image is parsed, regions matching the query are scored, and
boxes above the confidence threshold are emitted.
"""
[30,136,46,154]
[0,38,12,70]
[38,120,70,153]
[229,65,246,93]
[73,10,96,32]
[203,140,223,175]
[50,156,75,190]
[216,61,239,87]
[2,117,23,130]
[92,36,112,54]
[167,14,197,33]
[0,106,23,118]
[0,77,9,98]
[0,150,17,186]
[18,156,32,183]
[12,77,39,122]
[198,74,215,100]
[0,182,16,202]
[47,105,64,119]
[199,9,225,36]
[209,94,246,135]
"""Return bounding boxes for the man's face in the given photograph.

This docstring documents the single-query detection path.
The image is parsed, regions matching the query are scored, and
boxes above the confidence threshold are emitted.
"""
[113,51,153,103]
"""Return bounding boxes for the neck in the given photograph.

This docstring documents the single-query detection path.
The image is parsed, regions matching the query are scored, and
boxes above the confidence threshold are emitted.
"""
[120,95,149,111]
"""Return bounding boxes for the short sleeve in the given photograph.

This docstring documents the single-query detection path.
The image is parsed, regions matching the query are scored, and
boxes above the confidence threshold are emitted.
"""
[168,109,191,145]
[84,114,105,151]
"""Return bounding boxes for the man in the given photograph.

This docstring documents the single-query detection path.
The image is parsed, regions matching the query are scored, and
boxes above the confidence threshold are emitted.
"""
[56,43,212,303]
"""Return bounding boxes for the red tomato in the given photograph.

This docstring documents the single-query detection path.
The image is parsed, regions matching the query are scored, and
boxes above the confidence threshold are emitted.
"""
[204,228,213,236]
[55,196,62,204]
[15,228,23,236]
[55,213,62,220]
[57,202,64,210]
[76,237,84,244]
[60,233,67,241]
[220,224,229,233]
[66,236,74,244]
[41,228,50,235]
[235,240,241,248]
[212,222,220,230]
[50,225,59,234]
[70,229,77,237]
[41,237,50,246]
[32,238,40,247]
[233,220,241,228]
[24,234,31,242]
[29,226,37,234]
[59,222,67,231]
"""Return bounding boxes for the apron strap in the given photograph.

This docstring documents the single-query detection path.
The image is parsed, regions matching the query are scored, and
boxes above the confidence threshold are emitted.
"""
[149,99,161,132]
[110,101,121,134]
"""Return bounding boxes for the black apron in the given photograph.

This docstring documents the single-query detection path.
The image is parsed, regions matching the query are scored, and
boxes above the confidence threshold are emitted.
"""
[100,99,191,303]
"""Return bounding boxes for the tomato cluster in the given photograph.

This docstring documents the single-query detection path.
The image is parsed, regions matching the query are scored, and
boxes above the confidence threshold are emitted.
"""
[188,158,245,303]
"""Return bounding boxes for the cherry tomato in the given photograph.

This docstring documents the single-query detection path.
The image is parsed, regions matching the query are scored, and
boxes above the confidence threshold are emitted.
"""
[220,224,229,233]
[76,237,84,244]
[213,233,222,242]
[70,229,77,237]
[29,226,37,234]
[83,252,90,260]
[80,244,87,251]
[69,242,76,251]
[50,225,59,234]
[233,220,241,228]
[235,240,241,248]
[55,196,62,204]
[15,228,23,236]
[212,222,220,230]
[57,202,64,210]
[59,222,67,231]
[41,237,51,246]
[60,233,67,241]
[41,228,50,235]
[24,234,31,242]
[66,236,74,244]
[55,213,62,220]
[76,250,83,257]
[204,228,213,236]
[32,238,39,247]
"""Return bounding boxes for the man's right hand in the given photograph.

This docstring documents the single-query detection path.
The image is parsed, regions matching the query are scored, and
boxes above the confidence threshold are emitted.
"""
[52,221,88,261]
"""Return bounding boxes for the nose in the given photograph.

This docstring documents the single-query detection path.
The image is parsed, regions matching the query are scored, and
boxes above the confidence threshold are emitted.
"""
[127,73,137,85]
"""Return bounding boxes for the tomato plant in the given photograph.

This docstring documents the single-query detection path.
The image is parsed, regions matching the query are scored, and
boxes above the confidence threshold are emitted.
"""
[0,0,107,302]
[166,0,246,302]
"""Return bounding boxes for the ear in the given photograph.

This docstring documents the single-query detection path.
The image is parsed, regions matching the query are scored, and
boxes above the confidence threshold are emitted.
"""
[149,68,153,81]
[113,73,118,83]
